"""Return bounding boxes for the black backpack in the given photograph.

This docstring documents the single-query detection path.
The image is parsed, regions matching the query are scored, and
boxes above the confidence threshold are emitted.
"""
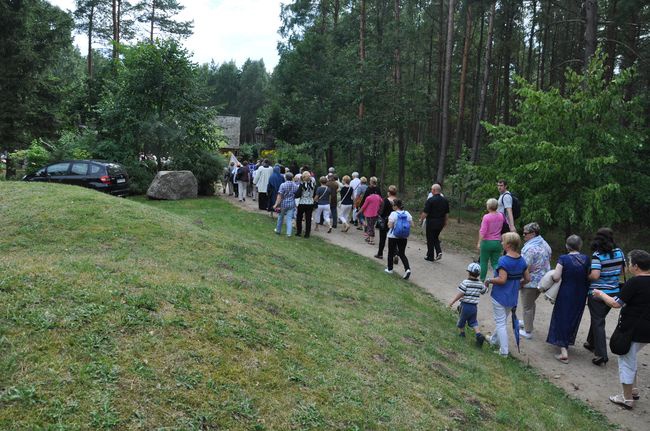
[500,191,521,220]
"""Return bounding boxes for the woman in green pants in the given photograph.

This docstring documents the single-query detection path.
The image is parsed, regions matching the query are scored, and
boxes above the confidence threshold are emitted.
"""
[477,198,504,280]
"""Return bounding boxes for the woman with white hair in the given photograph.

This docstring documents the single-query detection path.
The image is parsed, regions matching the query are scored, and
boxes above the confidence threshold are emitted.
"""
[519,222,552,339]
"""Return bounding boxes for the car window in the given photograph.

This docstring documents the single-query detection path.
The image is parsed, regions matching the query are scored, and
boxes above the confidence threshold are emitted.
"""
[35,167,46,176]
[47,162,70,176]
[89,164,103,175]
[70,162,89,175]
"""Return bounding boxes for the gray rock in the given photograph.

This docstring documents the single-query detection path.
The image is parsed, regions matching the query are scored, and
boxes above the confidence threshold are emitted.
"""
[147,171,198,200]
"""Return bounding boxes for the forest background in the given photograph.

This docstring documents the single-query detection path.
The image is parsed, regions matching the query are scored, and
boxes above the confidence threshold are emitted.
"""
[1,0,649,243]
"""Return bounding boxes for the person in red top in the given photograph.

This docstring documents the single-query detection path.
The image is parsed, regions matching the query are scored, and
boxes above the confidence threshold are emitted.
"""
[360,181,382,245]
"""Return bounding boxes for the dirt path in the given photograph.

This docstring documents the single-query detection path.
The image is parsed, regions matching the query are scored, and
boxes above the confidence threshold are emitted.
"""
[224,193,648,430]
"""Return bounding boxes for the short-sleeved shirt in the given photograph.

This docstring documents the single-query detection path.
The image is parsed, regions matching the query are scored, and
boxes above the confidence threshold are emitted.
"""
[590,248,625,296]
[387,210,413,239]
[491,255,528,307]
[315,186,330,205]
[617,276,650,343]
[423,195,449,228]
[458,279,488,304]
[497,192,513,215]
[277,181,299,209]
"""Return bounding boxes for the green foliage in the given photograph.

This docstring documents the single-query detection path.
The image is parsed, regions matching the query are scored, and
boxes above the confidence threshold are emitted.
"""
[98,39,220,166]
[10,141,51,175]
[481,54,647,234]
[121,159,158,195]
[0,0,79,153]
[273,140,313,167]
[170,150,226,196]
[446,148,482,217]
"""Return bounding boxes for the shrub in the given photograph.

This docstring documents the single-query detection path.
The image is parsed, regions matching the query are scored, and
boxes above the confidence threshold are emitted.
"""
[170,150,226,196]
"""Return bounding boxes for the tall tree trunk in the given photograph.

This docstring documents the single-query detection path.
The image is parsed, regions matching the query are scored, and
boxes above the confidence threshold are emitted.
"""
[320,0,328,34]
[436,0,455,184]
[112,0,118,59]
[603,0,618,82]
[526,0,537,82]
[394,0,405,193]
[87,4,94,78]
[358,0,366,172]
[333,0,340,27]
[584,0,597,70]
[538,0,551,89]
[149,0,155,42]
[501,1,515,125]
[453,3,472,160]
[470,1,495,164]
[433,0,445,144]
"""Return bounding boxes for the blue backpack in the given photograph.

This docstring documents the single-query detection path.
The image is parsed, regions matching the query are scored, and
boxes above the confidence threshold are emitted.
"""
[393,211,410,238]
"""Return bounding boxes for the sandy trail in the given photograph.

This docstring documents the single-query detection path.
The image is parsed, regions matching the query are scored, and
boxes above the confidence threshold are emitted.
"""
[224,193,648,430]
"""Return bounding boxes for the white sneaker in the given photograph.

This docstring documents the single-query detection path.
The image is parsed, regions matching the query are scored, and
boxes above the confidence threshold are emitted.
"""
[403,269,411,280]
[384,268,393,274]
[519,329,533,339]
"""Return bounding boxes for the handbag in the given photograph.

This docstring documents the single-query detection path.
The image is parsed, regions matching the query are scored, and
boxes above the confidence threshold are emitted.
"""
[376,216,387,230]
[610,313,636,355]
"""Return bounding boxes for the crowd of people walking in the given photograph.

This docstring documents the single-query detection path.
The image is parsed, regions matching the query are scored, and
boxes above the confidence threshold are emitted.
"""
[224,160,649,412]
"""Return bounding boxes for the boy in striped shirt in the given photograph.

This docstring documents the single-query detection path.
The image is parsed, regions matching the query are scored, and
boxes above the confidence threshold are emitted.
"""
[448,262,488,347]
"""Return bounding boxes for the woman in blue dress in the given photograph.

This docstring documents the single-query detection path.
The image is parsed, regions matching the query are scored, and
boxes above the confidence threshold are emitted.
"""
[546,235,590,363]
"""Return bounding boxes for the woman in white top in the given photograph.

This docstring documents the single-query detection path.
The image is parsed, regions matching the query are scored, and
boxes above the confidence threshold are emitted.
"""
[385,199,413,280]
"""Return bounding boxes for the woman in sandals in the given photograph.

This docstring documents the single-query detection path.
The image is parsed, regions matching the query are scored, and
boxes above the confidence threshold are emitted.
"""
[546,235,590,364]
[338,175,354,232]
[313,176,333,233]
[359,186,382,245]
[592,249,650,409]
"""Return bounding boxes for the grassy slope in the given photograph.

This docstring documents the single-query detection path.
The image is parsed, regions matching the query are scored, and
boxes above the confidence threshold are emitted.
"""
[0,183,610,430]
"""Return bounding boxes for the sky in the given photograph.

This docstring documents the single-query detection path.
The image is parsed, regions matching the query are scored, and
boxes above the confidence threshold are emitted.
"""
[48,0,284,71]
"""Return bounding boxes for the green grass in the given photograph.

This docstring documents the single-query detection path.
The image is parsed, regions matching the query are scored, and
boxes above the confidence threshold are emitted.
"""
[0,182,612,430]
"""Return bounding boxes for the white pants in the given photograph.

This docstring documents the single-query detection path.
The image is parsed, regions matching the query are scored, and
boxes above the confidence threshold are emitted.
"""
[618,342,647,385]
[237,181,247,200]
[314,204,331,225]
[339,204,353,224]
[491,297,513,355]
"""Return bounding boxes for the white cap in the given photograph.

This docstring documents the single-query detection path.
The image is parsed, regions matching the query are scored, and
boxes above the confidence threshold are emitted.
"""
[467,262,481,275]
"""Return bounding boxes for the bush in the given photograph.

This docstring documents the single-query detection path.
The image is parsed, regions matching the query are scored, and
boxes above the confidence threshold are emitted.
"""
[170,150,226,196]
[10,140,51,175]
[122,159,157,195]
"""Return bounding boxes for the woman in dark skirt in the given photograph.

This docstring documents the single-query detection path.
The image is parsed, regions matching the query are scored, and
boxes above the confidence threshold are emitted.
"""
[546,235,590,363]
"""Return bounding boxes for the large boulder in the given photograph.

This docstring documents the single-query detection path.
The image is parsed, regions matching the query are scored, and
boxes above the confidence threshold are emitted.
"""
[147,171,198,200]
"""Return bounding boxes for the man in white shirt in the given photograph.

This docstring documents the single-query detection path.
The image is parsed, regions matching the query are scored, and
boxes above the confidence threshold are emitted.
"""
[350,171,361,225]
[253,159,274,210]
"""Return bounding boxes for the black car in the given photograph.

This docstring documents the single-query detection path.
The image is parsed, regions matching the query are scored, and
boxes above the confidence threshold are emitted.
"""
[23,160,130,197]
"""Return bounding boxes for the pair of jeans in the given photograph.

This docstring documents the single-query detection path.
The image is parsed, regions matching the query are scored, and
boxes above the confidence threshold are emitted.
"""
[425,220,444,259]
[276,207,295,236]
[330,204,338,227]
[296,204,313,236]
[587,295,612,359]
[491,297,513,355]
[387,238,410,271]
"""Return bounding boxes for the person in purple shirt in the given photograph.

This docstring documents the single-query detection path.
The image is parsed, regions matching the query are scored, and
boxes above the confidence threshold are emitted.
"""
[485,232,530,356]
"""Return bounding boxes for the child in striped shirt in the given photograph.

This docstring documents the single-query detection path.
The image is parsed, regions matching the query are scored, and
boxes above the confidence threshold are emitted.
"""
[448,262,488,347]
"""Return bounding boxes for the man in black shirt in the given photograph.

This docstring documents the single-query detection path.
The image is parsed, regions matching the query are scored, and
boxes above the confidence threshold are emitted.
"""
[419,184,449,261]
